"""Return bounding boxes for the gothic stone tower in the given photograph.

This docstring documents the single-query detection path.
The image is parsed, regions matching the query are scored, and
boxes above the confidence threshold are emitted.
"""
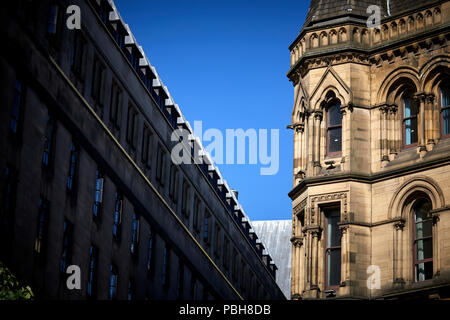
[288,0,450,299]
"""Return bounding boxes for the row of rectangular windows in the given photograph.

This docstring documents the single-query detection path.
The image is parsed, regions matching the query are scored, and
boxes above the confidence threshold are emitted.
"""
[75,0,269,265]
[7,0,274,289]
[4,78,266,298]
[0,163,265,299]
[296,202,434,291]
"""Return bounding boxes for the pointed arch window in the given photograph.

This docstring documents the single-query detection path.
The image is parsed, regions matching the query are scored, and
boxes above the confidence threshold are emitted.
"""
[440,84,450,137]
[326,101,342,155]
[402,91,418,147]
[413,198,433,282]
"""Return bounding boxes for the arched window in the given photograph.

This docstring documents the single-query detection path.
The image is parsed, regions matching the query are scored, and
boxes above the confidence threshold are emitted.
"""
[402,91,418,147]
[326,101,342,155]
[440,84,450,137]
[413,198,433,282]
[324,207,341,288]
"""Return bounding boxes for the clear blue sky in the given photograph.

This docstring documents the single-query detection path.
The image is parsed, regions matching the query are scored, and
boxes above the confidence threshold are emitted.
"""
[115,0,309,221]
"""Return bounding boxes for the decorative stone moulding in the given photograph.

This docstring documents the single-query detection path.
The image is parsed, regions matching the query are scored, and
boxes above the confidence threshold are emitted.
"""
[289,5,443,68]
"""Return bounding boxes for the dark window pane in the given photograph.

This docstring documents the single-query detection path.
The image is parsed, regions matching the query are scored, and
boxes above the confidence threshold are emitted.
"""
[87,246,97,297]
[415,261,433,282]
[109,265,118,300]
[423,220,433,238]
[326,210,340,248]
[415,200,432,221]
[60,220,73,273]
[441,85,450,107]
[42,114,55,167]
[47,5,58,34]
[127,281,134,300]
[404,118,418,145]
[416,238,433,261]
[35,197,49,255]
[404,97,412,117]
[327,248,341,287]
[113,192,122,239]
[443,109,450,136]
[328,128,342,153]
[10,80,22,133]
[67,143,78,191]
[93,171,104,219]
[162,246,169,286]
[130,213,139,255]
[414,199,432,238]
[328,103,342,126]
[416,220,432,239]
[147,231,154,272]
[404,94,419,117]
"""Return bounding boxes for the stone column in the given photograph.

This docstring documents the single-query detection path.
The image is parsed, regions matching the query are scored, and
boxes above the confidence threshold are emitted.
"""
[297,124,305,171]
[313,111,323,173]
[432,213,440,278]
[293,124,300,184]
[290,236,298,298]
[310,228,321,296]
[380,105,389,164]
[291,236,304,299]
[396,104,402,153]
[393,220,405,286]
[306,230,311,287]
[414,93,427,154]
[339,225,350,287]
[426,94,436,147]
[303,114,308,174]
[389,105,398,157]
[340,104,353,171]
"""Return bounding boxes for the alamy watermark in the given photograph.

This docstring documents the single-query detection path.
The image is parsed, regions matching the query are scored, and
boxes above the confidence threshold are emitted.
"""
[171,121,280,176]
[65,265,81,290]
[66,5,81,30]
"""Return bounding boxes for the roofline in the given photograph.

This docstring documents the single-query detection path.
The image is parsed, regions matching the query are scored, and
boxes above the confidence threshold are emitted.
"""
[288,0,447,51]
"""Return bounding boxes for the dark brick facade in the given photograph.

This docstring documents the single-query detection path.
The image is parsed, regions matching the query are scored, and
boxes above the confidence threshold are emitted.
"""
[0,0,285,300]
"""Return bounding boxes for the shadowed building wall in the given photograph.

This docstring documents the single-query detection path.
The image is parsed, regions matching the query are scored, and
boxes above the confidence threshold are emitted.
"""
[0,0,284,300]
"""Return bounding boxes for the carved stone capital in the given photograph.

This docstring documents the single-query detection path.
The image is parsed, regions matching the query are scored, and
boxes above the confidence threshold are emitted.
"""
[389,104,398,114]
[426,93,435,104]
[313,111,323,121]
[379,104,390,114]
[340,103,354,115]
[295,170,306,181]
[292,122,305,133]
[291,237,304,248]
[394,220,405,231]
[433,213,440,226]
[339,225,349,234]
[310,227,322,238]
[413,92,427,102]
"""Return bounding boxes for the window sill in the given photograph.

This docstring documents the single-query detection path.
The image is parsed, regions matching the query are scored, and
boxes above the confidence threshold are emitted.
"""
[324,153,343,163]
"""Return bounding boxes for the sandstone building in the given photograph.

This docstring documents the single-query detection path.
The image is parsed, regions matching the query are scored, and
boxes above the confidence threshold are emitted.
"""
[288,0,450,299]
[0,0,284,300]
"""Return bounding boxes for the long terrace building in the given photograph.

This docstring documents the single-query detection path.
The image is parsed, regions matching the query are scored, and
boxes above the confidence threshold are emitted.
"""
[0,0,284,300]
